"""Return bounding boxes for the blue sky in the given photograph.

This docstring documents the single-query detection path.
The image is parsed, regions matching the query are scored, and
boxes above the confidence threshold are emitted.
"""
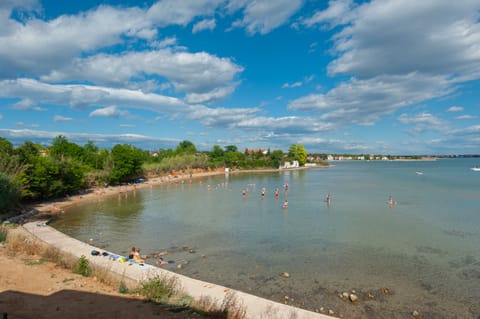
[1,0,479,155]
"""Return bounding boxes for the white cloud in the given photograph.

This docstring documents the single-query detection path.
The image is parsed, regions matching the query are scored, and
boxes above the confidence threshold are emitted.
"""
[232,0,304,35]
[446,106,464,112]
[397,112,447,135]
[282,82,302,88]
[302,0,355,29]
[397,112,444,127]
[10,98,45,111]
[321,0,480,79]
[53,115,73,122]
[192,19,216,33]
[147,0,221,27]
[40,49,243,103]
[455,115,477,120]
[89,106,125,118]
[152,36,178,49]
[295,0,480,133]
[0,78,189,114]
[289,73,452,125]
[0,5,151,79]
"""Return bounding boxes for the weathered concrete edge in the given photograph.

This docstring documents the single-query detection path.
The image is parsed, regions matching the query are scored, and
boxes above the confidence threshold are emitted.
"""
[22,221,335,319]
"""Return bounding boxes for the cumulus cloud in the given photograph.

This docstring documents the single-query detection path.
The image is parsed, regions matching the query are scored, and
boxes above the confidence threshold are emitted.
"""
[192,19,216,33]
[301,0,355,29]
[232,0,304,35]
[10,98,46,111]
[289,73,452,125]
[0,78,189,113]
[40,50,243,103]
[293,0,480,131]
[89,106,127,118]
[147,0,221,27]
[53,115,72,122]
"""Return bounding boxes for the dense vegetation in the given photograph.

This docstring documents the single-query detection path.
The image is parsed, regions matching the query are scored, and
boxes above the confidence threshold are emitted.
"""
[0,136,309,215]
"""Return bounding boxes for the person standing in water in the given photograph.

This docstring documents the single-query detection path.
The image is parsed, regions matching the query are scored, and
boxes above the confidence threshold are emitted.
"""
[388,195,397,207]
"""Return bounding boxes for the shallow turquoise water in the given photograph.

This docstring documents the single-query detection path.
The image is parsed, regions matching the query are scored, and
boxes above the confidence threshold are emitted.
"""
[51,158,480,318]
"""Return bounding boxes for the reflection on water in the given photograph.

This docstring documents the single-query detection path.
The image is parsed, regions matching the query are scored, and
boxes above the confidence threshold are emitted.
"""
[51,159,480,318]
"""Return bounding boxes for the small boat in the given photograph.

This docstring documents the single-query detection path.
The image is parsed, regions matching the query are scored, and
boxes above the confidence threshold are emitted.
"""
[415,171,424,175]
[471,167,480,172]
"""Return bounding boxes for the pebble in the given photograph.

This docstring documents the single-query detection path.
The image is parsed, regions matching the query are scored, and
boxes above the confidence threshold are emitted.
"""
[341,292,349,299]
[249,275,256,281]
[412,310,420,318]
[349,294,359,303]
[281,272,290,278]
[328,309,335,315]
[319,307,324,313]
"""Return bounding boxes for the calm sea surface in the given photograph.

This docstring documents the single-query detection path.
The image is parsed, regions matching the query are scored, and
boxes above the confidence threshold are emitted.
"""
[51,158,480,318]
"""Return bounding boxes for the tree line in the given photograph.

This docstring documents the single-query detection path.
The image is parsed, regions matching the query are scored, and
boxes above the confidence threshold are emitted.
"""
[0,136,308,214]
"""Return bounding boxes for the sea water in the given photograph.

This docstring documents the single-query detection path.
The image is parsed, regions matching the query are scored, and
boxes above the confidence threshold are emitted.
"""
[51,158,480,318]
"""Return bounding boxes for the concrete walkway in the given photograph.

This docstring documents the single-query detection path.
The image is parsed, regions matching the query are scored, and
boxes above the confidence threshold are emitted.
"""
[23,221,336,319]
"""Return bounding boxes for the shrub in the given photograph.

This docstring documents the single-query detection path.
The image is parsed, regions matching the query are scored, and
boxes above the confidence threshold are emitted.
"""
[118,281,129,294]
[73,255,91,277]
[136,275,178,303]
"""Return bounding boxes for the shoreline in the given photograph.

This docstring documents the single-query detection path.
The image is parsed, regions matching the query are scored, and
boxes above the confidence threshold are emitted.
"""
[29,166,314,218]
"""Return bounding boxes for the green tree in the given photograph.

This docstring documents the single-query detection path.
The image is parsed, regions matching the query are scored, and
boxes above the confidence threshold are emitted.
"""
[0,137,14,155]
[0,138,25,211]
[14,141,40,164]
[23,156,85,200]
[288,144,307,166]
[82,141,106,170]
[50,135,84,160]
[175,140,196,155]
[109,144,145,183]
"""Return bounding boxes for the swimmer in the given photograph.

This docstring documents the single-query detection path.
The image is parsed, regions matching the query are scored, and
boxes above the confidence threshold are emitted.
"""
[157,257,167,266]
[282,199,288,208]
[388,195,397,207]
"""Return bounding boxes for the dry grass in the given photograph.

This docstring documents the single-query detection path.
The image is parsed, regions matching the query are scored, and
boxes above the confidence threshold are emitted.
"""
[192,293,246,319]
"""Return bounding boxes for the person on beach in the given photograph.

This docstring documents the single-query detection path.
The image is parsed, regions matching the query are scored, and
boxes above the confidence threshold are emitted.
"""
[128,247,136,260]
[133,248,145,264]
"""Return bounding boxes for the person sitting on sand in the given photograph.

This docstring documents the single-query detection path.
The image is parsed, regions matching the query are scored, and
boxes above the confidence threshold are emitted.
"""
[128,247,136,260]
[133,248,144,264]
